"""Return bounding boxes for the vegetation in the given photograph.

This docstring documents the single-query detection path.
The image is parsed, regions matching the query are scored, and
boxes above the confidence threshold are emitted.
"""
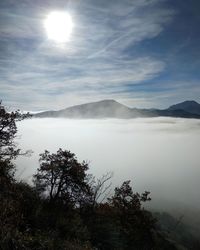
[0,102,200,249]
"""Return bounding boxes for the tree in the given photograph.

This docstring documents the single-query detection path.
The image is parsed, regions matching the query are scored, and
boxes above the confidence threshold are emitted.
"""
[0,102,34,248]
[0,101,30,186]
[33,149,90,207]
[108,180,151,211]
[108,181,155,249]
[0,102,30,160]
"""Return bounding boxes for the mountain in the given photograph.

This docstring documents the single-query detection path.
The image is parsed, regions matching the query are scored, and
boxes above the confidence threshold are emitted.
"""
[168,100,200,115]
[35,100,133,118]
[34,99,200,119]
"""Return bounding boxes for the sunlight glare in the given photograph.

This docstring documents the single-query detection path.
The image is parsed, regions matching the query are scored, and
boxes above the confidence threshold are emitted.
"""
[44,11,74,43]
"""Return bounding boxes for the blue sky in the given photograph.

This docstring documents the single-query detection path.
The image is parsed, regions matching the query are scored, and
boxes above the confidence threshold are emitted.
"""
[0,0,200,110]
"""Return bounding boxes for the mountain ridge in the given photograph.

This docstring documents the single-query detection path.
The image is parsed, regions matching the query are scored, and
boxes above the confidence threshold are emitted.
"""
[34,100,200,119]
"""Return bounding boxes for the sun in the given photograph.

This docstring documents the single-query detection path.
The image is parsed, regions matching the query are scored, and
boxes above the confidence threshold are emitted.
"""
[44,11,74,43]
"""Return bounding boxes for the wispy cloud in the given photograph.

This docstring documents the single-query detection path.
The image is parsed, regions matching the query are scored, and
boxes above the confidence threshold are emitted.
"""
[2,0,194,110]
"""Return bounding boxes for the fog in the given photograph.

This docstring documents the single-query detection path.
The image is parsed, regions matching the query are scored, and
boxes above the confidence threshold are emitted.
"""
[16,117,200,214]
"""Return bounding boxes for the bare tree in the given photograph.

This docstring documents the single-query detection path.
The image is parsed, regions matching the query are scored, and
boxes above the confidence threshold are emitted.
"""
[88,172,113,208]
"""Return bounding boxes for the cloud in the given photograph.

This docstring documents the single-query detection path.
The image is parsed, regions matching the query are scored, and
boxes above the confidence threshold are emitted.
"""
[15,117,200,211]
[0,0,176,109]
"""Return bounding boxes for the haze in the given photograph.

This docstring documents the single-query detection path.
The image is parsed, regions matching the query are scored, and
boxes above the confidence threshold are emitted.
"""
[16,117,200,213]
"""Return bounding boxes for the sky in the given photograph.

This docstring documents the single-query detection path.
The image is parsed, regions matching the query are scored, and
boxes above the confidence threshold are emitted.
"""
[0,0,200,110]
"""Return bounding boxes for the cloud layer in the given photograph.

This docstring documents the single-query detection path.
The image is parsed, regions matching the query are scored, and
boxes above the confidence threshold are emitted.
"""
[16,117,200,211]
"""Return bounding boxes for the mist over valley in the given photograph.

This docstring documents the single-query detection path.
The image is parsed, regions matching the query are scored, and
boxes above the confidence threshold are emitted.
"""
[16,117,200,214]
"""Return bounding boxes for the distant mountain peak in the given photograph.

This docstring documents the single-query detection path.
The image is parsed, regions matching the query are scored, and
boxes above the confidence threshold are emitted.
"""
[168,100,200,115]
[169,100,199,105]
[61,99,127,110]
[179,100,198,105]
[80,99,122,106]
[97,99,116,103]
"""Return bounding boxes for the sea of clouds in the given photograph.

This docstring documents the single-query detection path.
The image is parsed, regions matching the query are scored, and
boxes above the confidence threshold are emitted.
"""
[15,117,200,214]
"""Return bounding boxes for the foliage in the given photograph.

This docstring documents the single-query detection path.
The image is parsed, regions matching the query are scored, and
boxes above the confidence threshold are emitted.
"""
[33,149,90,207]
[0,102,31,188]
[0,101,30,161]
